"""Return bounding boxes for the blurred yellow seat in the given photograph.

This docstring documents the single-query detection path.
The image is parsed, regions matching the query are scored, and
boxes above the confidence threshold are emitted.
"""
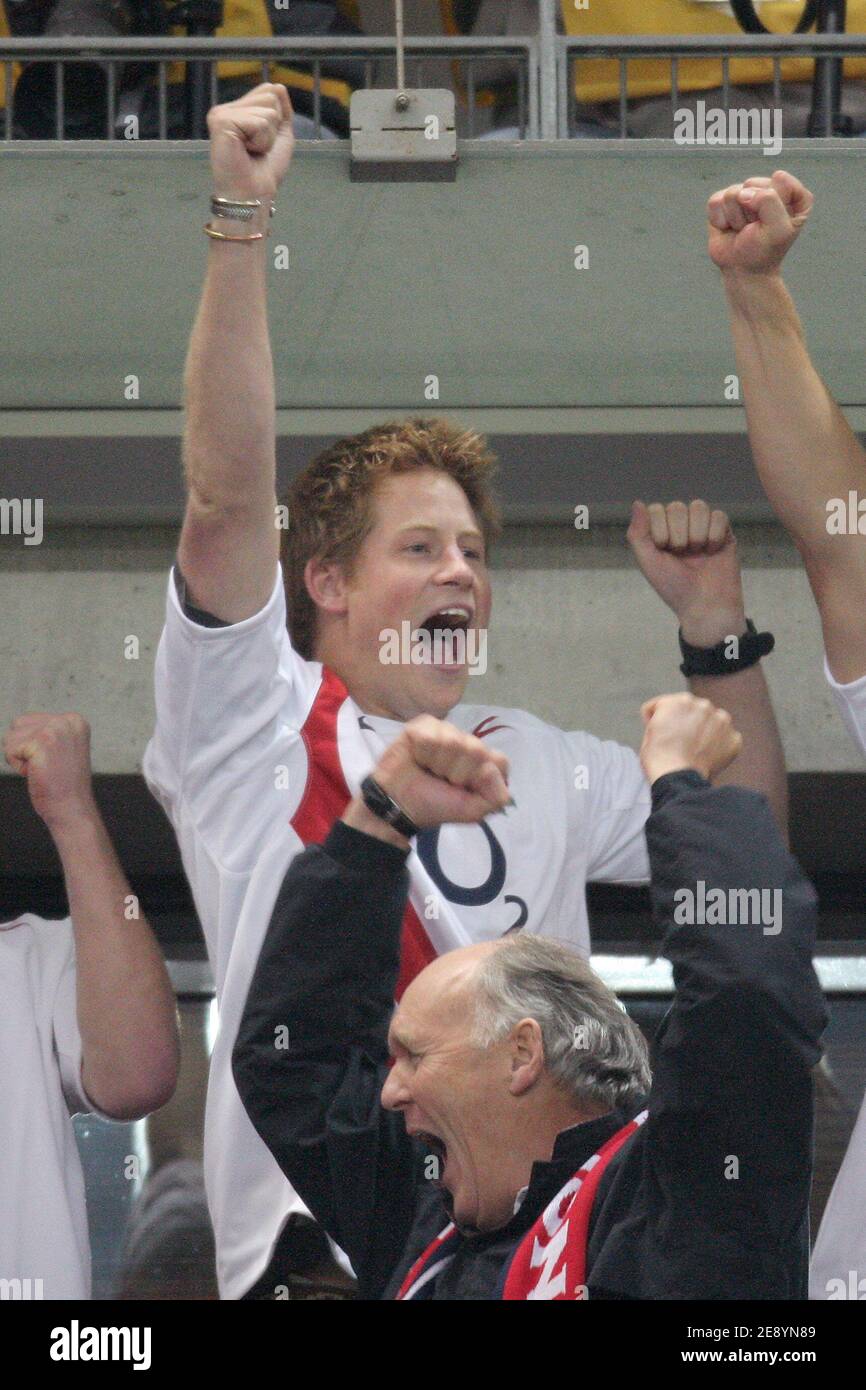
[562,0,866,104]
[440,0,499,112]
[164,0,354,110]
[0,0,21,113]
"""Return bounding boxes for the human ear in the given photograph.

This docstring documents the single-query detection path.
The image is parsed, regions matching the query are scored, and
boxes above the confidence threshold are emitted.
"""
[305,557,349,617]
[509,1018,544,1096]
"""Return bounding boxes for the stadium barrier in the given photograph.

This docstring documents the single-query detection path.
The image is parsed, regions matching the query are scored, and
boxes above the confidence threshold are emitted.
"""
[3,28,866,140]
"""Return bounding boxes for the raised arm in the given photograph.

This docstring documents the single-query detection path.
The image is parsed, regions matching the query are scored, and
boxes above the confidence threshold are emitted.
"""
[3,713,179,1119]
[708,170,866,683]
[628,498,788,837]
[636,695,826,1298]
[233,816,417,1297]
[232,716,510,1297]
[177,84,295,624]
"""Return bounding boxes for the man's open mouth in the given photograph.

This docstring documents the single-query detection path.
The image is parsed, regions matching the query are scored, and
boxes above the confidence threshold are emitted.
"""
[417,607,471,640]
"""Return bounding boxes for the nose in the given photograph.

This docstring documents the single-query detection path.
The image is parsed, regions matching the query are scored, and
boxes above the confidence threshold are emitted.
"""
[381,1060,412,1112]
[434,542,474,589]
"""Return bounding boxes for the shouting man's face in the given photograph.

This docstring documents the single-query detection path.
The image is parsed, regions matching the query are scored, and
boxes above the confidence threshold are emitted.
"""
[381,944,538,1236]
[311,468,492,722]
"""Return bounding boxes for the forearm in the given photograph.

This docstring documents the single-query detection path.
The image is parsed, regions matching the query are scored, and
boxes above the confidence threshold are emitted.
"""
[177,231,281,621]
[233,823,416,1289]
[642,772,824,1296]
[50,805,179,1119]
[681,608,787,838]
[236,823,408,1079]
[178,85,294,622]
[689,664,787,838]
[183,238,275,513]
[723,269,866,557]
[724,270,866,681]
[647,771,824,1058]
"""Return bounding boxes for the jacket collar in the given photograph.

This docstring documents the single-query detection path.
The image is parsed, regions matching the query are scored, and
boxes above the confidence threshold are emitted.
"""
[462,1108,631,1246]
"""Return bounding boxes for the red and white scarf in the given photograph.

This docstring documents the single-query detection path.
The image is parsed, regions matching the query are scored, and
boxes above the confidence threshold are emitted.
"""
[396,1110,648,1301]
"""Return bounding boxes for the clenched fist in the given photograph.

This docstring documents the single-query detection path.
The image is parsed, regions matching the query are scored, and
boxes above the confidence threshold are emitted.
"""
[628,499,746,647]
[3,712,97,831]
[639,693,742,786]
[707,170,813,276]
[208,82,296,204]
[344,716,511,846]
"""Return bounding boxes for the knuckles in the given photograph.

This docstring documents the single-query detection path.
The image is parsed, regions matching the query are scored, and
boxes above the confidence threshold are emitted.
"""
[5,712,89,748]
[400,716,507,782]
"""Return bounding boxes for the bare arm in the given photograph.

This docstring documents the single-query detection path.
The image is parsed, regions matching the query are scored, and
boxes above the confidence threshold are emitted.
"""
[687,657,787,834]
[710,172,866,684]
[52,804,179,1120]
[3,714,179,1120]
[177,83,296,625]
[629,500,788,837]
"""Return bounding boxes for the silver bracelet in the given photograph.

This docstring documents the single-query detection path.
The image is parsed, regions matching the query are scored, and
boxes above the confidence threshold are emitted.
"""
[210,196,276,222]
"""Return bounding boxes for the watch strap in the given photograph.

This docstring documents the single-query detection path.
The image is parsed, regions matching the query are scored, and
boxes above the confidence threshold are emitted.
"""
[360,774,419,839]
[679,618,775,677]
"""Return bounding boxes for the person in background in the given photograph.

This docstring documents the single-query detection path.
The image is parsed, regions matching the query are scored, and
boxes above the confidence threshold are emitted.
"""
[233,693,825,1300]
[1,711,179,1299]
[705,165,866,1298]
[143,82,788,1299]
[0,0,358,138]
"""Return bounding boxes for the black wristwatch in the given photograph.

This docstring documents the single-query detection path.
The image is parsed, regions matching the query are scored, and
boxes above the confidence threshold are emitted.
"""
[678,618,775,677]
[360,775,419,839]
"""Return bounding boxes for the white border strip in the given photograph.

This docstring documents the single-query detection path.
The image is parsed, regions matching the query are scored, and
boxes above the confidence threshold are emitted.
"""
[592,954,866,996]
[168,954,866,999]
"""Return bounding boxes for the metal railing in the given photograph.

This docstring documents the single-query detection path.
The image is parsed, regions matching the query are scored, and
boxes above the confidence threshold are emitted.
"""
[0,34,538,141]
[560,33,866,139]
[4,28,866,143]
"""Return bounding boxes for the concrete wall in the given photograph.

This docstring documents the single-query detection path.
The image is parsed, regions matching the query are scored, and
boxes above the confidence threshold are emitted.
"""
[0,520,855,775]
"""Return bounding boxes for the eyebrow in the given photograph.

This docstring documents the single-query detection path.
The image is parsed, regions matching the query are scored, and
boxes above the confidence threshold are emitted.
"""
[395,524,485,543]
[388,1027,417,1056]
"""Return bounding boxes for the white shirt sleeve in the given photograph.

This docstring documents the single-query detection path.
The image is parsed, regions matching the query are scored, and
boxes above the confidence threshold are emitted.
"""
[565,730,651,885]
[143,562,321,875]
[807,658,866,1295]
[810,1088,866,1298]
[47,928,113,1120]
[824,654,866,762]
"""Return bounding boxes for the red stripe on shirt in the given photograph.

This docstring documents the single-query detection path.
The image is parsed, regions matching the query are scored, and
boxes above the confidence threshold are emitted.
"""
[291,666,436,998]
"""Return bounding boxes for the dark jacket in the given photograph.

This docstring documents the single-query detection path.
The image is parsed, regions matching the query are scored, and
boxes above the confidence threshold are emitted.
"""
[233,770,827,1300]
